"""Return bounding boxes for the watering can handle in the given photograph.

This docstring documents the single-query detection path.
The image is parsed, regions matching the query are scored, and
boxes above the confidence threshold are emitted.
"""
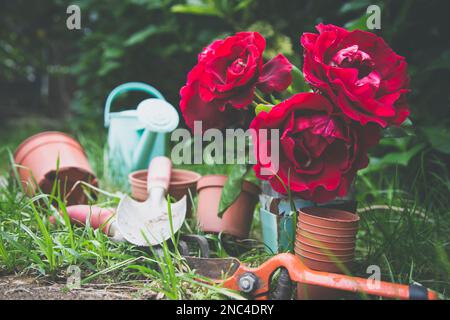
[104,82,165,128]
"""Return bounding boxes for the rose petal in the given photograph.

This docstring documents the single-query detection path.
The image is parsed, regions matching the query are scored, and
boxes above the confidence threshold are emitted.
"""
[257,54,293,93]
[301,23,410,127]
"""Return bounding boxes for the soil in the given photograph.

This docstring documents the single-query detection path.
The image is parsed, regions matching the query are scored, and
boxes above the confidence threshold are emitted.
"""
[0,275,158,300]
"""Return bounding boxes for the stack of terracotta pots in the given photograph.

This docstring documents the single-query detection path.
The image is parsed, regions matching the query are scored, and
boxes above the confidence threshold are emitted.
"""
[129,168,201,216]
[295,206,359,299]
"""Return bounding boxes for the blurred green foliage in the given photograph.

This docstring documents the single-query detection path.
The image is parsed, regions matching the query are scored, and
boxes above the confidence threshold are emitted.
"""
[1,0,449,160]
[1,1,449,293]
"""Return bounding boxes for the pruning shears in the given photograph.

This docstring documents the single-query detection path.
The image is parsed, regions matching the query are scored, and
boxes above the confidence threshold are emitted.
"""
[53,208,440,300]
[184,253,440,300]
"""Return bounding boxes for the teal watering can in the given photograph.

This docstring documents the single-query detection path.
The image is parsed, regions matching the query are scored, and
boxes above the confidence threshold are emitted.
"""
[104,82,179,186]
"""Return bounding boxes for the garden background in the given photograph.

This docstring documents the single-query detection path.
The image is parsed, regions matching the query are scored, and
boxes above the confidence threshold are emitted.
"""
[0,0,449,299]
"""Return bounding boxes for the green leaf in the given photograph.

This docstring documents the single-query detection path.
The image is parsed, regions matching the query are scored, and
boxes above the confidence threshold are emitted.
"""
[345,14,370,31]
[98,61,120,76]
[382,126,414,138]
[218,164,250,218]
[255,104,273,115]
[234,0,254,12]
[422,125,450,154]
[379,136,411,150]
[287,65,310,94]
[265,34,293,58]
[269,95,281,105]
[130,0,165,10]
[125,25,159,46]
[360,143,426,174]
[339,0,371,14]
[102,47,123,60]
[171,4,221,17]
[425,51,450,72]
[247,21,275,38]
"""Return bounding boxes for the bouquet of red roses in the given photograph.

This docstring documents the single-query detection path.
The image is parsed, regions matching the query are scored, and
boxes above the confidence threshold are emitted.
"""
[180,24,410,204]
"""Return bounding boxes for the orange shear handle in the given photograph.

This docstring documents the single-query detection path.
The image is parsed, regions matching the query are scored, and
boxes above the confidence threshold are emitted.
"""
[223,253,439,300]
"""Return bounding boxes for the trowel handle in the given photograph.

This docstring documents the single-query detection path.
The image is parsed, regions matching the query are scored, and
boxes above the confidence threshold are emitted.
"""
[147,156,172,192]
[56,205,116,235]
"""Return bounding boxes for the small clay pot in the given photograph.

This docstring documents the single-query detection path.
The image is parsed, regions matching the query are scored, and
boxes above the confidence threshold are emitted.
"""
[296,233,355,250]
[299,207,360,229]
[295,241,355,256]
[14,131,97,205]
[298,220,358,237]
[319,201,358,214]
[196,175,260,239]
[129,168,201,216]
[297,253,354,274]
[297,282,352,300]
[295,246,354,263]
[297,229,356,244]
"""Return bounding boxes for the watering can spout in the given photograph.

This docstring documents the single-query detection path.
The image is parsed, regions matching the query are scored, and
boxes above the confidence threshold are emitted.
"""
[132,130,157,170]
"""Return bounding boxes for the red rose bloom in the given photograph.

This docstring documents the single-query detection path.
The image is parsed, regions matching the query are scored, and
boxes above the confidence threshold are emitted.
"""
[250,93,380,203]
[181,32,292,131]
[301,24,410,127]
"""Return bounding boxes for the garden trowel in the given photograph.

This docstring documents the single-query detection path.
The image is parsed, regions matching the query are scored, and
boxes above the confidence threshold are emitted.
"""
[116,156,187,246]
[54,157,186,246]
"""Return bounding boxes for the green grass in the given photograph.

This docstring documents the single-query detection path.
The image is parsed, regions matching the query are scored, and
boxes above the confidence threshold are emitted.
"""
[0,121,449,299]
[0,158,243,299]
[353,148,450,297]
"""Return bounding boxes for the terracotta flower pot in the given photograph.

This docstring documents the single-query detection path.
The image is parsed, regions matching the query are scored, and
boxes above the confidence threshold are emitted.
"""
[296,206,359,300]
[297,229,356,244]
[294,246,354,263]
[128,168,201,216]
[297,283,344,300]
[299,206,359,229]
[14,131,97,205]
[296,250,354,273]
[296,233,355,250]
[295,241,355,256]
[298,220,358,237]
[196,175,260,239]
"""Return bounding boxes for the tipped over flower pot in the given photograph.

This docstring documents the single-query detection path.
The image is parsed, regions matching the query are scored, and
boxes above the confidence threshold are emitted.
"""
[196,175,260,239]
[129,168,201,216]
[14,131,98,205]
[296,206,359,300]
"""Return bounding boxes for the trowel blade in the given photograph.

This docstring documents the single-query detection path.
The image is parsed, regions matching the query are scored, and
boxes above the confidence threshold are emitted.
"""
[116,195,187,246]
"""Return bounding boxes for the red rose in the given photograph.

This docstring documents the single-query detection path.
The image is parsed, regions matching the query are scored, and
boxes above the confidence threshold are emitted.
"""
[301,24,410,127]
[250,93,380,203]
[181,32,292,131]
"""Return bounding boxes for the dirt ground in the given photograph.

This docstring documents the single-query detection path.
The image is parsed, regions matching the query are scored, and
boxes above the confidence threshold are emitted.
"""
[0,275,158,300]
